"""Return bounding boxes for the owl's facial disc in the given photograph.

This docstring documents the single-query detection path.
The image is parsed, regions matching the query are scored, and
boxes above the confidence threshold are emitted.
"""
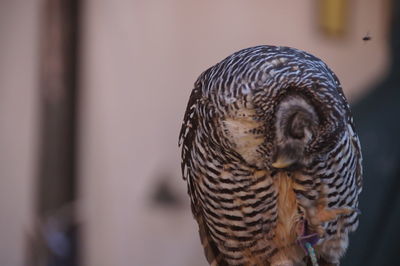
[272,95,318,169]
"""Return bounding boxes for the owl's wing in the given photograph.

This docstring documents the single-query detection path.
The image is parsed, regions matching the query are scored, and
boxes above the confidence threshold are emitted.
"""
[350,123,363,192]
[332,71,363,191]
[197,213,228,266]
[178,85,201,215]
[179,84,228,266]
[329,71,363,191]
[179,85,201,182]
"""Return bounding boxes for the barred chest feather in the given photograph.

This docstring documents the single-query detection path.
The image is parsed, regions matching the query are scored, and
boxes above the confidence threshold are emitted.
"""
[195,108,357,265]
[198,166,353,266]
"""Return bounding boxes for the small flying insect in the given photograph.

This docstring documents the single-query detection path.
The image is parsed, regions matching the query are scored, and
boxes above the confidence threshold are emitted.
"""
[362,32,372,42]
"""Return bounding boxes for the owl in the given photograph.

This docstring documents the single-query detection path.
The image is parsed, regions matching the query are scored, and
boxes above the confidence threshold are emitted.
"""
[179,46,362,266]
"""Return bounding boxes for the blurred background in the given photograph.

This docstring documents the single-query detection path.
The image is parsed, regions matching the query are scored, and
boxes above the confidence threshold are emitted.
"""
[1,0,399,265]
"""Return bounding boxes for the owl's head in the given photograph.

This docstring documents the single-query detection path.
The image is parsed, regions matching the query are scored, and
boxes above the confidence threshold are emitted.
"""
[272,94,319,170]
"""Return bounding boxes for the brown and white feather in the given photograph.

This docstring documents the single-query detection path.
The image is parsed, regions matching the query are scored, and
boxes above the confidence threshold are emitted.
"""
[179,45,362,266]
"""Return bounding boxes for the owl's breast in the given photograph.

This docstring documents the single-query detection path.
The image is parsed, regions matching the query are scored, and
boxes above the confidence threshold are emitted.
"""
[269,172,306,265]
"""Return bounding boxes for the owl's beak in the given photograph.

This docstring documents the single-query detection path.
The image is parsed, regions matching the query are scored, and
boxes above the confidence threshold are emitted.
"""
[271,156,295,169]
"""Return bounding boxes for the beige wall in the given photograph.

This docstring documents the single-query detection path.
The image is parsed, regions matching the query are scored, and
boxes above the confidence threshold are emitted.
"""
[0,1,40,265]
[79,1,389,266]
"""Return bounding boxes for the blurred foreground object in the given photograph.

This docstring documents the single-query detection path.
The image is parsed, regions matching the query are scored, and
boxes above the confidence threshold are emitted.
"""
[29,0,81,265]
[179,46,362,265]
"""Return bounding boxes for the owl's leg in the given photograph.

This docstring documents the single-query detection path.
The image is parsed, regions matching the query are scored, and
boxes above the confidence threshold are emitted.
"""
[310,194,352,266]
[306,188,358,237]
[309,205,355,228]
[316,233,349,266]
